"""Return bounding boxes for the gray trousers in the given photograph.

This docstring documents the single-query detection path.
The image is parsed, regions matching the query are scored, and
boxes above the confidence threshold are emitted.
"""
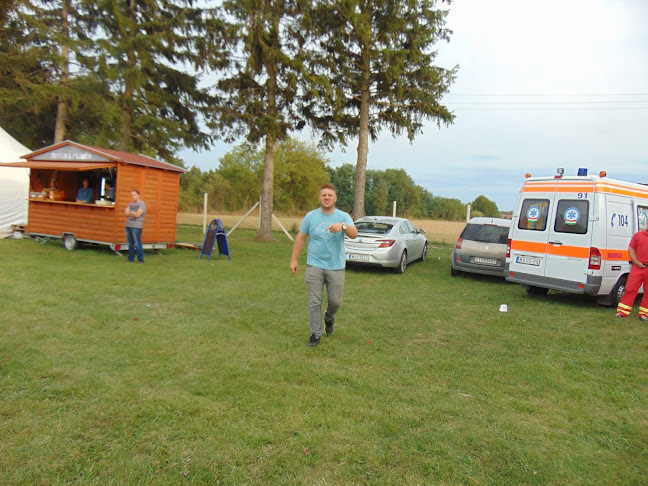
[305,265,346,338]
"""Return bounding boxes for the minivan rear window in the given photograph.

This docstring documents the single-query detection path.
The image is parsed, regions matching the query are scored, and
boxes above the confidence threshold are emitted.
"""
[518,199,550,231]
[462,224,509,244]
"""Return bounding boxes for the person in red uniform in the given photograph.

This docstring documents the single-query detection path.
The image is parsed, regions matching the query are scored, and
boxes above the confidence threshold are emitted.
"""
[616,228,648,320]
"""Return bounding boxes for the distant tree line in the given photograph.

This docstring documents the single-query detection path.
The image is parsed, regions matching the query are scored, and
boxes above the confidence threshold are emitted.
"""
[181,139,499,222]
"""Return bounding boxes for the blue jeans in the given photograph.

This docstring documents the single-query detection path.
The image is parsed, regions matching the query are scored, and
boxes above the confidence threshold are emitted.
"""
[125,226,144,262]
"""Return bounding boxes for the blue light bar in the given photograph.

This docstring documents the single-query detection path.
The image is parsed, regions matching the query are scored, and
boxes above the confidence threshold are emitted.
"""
[577,168,588,176]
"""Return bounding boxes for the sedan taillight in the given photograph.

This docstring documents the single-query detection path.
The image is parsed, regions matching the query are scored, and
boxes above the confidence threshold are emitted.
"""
[376,239,395,248]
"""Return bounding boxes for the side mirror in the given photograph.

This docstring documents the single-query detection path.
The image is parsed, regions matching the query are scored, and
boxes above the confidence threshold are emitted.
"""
[418,228,425,234]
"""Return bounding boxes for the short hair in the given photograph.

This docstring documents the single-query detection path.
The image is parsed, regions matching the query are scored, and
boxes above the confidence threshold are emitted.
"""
[321,183,336,194]
[131,189,140,195]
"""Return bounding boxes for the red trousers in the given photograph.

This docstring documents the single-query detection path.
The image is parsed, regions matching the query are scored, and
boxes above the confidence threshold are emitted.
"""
[617,265,648,317]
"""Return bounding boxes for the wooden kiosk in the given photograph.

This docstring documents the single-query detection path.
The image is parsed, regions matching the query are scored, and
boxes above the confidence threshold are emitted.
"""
[6,140,186,252]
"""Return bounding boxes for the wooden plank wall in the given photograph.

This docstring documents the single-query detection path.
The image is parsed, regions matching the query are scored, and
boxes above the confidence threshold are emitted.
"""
[115,163,180,244]
[28,202,118,242]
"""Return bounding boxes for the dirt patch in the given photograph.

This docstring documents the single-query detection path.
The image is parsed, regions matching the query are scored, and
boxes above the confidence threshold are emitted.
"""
[177,213,464,244]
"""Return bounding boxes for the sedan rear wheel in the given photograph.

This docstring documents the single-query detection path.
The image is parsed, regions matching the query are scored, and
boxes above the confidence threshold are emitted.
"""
[394,250,407,274]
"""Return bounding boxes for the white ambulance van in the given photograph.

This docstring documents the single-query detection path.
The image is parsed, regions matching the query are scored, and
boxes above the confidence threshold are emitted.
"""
[506,168,648,306]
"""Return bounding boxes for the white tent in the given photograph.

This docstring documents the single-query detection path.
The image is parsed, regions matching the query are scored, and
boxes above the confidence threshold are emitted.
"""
[0,126,31,234]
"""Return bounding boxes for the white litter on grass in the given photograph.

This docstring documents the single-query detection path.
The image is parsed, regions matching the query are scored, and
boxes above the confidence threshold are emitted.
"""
[499,304,508,312]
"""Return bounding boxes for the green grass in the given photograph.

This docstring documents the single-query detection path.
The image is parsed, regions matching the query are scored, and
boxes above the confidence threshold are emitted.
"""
[1,225,647,485]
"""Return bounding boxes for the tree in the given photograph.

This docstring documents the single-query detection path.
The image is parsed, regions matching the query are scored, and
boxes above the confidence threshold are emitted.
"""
[326,163,355,213]
[0,0,99,146]
[303,0,457,218]
[273,138,329,213]
[90,0,219,161]
[471,195,500,218]
[216,143,264,211]
[209,0,305,240]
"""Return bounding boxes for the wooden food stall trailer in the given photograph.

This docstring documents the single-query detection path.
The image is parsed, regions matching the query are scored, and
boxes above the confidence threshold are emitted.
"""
[6,140,186,253]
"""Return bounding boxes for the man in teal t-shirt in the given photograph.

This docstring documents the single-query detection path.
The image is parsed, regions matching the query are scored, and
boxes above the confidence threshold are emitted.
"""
[290,184,358,347]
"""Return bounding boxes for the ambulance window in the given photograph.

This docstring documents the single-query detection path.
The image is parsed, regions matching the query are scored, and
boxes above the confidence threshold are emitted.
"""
[638,206,648,231]
[554,200,589,234]
[518,199,550,231]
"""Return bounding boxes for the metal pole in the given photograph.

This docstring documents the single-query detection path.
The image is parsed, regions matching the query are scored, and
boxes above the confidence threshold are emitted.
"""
[203,192,208,234]
[393,200,397,217]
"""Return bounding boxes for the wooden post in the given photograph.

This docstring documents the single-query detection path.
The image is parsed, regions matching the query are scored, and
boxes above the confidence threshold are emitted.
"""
[202,192,208,234]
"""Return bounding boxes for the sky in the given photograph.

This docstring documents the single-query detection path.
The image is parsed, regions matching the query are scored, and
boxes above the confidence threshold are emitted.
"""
[179,0,648,211]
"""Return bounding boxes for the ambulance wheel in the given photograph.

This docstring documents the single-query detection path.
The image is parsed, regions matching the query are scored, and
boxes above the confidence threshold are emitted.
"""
[63,234,79,251]
[526,285,549,296]
[611,275,628,308]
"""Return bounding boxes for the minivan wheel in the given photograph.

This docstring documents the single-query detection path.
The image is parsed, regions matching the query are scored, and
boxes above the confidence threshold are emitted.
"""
[63,234,79,251]
[451,267,460,277]
[526,285,549,296]
[394,250,407,274]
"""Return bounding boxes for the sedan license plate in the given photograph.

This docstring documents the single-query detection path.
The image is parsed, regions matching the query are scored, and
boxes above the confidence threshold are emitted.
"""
[516,255,541,266]
[348,254,369,262]
[473,257,497,265]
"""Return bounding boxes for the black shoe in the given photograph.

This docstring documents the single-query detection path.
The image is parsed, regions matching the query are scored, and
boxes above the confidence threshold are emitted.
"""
[325,318,334,336]
[307,334,321,347]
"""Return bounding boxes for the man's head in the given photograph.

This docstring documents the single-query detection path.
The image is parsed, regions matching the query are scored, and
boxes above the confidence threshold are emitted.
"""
[319,183,337,212]
[82,178,89,188]
[131,189,140,202]
[105,180,113,189]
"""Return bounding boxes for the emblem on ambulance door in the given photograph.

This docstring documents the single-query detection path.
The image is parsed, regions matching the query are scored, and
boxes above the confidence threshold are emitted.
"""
[564,207,580,225]
[527,206,541,223]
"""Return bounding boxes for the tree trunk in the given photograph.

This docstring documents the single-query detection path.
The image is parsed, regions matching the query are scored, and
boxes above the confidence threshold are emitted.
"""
[53,0,70,144]
[120,0,137,152]
[257,133,276,240]
[353,70,371,219]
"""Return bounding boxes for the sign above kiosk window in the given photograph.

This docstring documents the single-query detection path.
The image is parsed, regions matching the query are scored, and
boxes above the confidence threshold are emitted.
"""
[32,146,111,162]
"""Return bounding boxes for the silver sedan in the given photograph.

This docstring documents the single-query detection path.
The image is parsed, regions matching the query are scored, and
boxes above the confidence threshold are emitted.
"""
[344,216,428,273]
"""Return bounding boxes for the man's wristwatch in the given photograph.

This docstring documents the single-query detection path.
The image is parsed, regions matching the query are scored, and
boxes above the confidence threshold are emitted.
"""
[342,223,347,231]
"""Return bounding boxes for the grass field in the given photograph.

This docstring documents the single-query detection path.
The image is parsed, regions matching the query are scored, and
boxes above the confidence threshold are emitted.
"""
[1,224,647,485]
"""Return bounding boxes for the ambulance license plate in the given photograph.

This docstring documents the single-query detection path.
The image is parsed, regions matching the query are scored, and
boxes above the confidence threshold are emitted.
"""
[516,255,541,266]
[473,257,497,265]
[348,254,369,262]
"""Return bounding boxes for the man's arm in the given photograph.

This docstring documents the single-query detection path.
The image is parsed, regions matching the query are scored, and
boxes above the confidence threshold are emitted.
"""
[629,246,644,268]
[290,231,308,274]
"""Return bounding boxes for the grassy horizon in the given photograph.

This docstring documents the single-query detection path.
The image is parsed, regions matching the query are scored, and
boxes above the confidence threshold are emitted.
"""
[1,225,647,485]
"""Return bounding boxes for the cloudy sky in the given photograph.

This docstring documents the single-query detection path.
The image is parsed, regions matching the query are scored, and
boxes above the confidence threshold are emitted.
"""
[180,0,648,211]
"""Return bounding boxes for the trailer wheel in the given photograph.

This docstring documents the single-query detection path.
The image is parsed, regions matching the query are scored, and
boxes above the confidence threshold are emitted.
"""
[610,275,628,308]
[526,285,549,296]
[63,234,79,251]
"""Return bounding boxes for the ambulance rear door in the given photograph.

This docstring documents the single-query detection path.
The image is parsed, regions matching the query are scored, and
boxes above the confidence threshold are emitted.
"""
[509,193,553,279]
[545,188,594,285]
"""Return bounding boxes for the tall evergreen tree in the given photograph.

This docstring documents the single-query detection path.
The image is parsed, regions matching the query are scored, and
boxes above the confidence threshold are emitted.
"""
[209,0,305,240]
[91,0,221,162]
[0,0,97,146]
[303,0,457,218]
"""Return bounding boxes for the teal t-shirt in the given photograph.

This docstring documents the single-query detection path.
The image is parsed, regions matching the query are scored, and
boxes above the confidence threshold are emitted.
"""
[299,208,354,270]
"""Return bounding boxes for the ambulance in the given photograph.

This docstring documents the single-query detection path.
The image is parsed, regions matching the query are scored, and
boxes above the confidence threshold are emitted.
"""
[505,168,648,306]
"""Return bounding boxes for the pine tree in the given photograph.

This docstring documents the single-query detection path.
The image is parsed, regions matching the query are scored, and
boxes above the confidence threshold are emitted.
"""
[0,0,98,146]
[302,0,457,218]
[90,0,220,162]
[209,0,305,240]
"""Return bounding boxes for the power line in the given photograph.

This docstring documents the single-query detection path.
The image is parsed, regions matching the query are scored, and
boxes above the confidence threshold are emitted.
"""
[446,93,648,97]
